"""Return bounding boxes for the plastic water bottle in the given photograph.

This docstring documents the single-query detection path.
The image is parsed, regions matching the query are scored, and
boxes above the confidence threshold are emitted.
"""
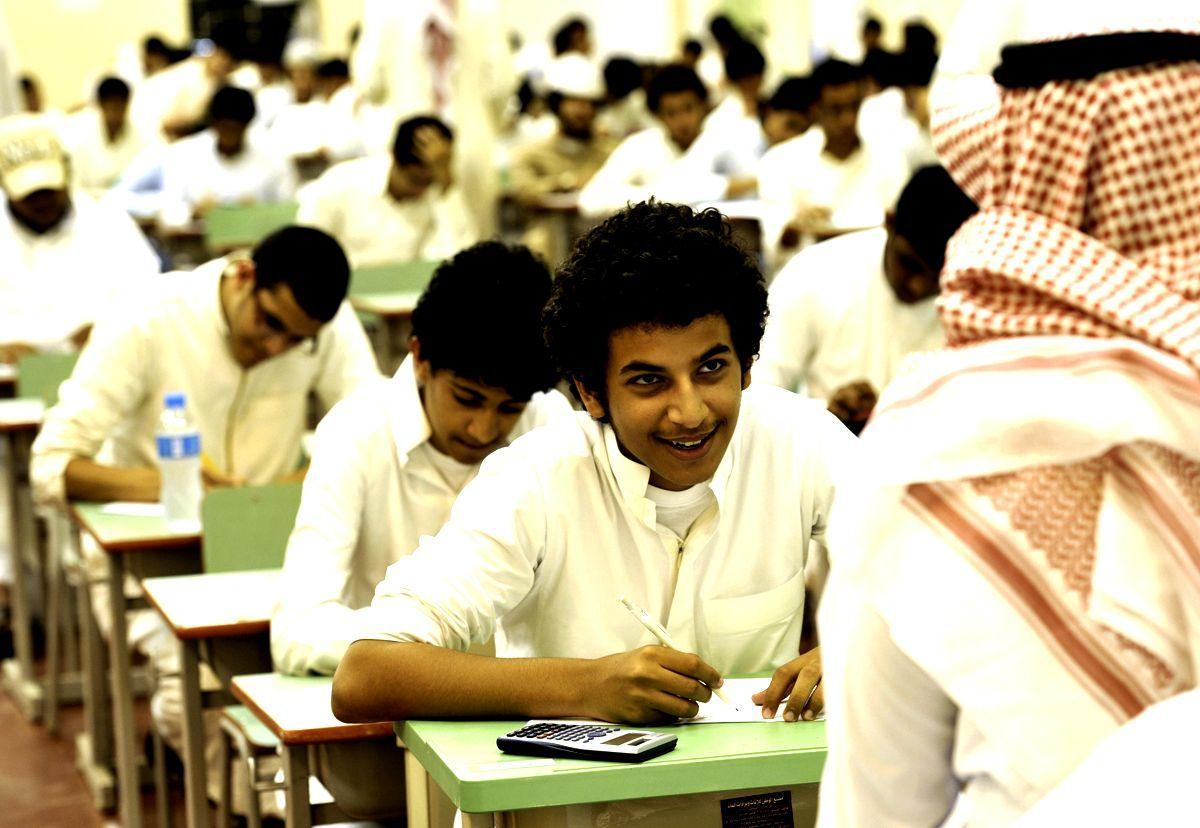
[156,391,202,531]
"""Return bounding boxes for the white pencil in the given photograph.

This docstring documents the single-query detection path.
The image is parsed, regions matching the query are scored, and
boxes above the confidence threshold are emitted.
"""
[618,595,739,710]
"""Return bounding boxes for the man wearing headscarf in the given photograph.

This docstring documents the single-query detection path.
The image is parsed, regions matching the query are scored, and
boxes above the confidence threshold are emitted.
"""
[817,6,1200,825]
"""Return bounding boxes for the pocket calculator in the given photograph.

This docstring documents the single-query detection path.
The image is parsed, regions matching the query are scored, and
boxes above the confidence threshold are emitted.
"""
[497,720,678,763]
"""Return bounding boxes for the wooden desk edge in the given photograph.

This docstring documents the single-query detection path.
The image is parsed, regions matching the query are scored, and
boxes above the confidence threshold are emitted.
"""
[68,501,201,555]
[229,678,394,745]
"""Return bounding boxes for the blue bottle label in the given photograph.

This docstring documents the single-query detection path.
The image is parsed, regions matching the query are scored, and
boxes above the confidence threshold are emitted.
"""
[156,433,201,460]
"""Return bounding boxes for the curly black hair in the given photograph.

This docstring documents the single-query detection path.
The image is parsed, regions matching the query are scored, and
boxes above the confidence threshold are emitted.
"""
[544,201,768,404]
[411,242,559,401]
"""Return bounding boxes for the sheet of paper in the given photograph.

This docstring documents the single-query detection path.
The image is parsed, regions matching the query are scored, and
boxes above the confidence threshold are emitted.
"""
[100,502,165,517]
[688,677,781,723]
[682,678,825,724]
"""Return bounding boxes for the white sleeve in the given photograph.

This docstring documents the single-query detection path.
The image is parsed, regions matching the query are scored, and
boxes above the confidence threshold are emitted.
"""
[269,155,299,203]
[755,258,824,394]
[817,583,960,828]
[352,443,548,650]
[272,400,371,675]
[312,301,381,410]
[30,306,152,504]
[295,175,338,233]
[757,148,798,259]
[420,185,479,261]
[577,134,654,218]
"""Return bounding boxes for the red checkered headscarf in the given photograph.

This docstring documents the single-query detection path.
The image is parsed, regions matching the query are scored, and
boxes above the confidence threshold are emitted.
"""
[932,44,1200,371]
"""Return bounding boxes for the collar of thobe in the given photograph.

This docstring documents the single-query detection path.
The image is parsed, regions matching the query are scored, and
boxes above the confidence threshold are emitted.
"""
[601,422,733,531]
[386,354,435,468]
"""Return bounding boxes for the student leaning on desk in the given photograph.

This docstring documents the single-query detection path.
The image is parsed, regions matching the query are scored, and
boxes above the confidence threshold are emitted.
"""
[28,225,379,787]
[334,200,856,728]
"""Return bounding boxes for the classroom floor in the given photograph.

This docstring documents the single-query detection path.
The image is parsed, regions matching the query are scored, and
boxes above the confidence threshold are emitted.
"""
[0,687,194,827]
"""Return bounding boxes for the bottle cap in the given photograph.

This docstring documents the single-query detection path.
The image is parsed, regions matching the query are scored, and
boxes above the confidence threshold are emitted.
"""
[164,391,186,409]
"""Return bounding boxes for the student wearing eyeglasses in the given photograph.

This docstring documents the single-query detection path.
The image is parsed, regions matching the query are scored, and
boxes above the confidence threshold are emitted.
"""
[31,224,379,505]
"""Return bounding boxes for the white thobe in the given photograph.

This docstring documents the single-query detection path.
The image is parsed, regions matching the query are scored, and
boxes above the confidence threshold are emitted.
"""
[296,155,477,268]
[354,385,856,676]
[272,356,574,675]
[755,228,943,400]
[158,131,298,225]
[0,190,159,349]
[60,109,153,193]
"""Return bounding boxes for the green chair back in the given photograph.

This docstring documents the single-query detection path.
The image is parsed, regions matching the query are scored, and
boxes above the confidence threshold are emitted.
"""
[16,353,79,407]
[349,259,440,299]
[204,201,299,252]
[200,483,303,573]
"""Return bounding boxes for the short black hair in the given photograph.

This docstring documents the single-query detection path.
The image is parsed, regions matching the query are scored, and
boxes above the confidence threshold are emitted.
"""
[97,76,131,104]
[646,64,707,113]
[208,85,256,124]
[603,57,643,100]
[18,75,35,93]
[252,226,350,323]
[895,51,935,88]
[863,17,883,36]
[723,40,765,82]
[766,76,816,114]
[812,58,864,92]
[143,35,170,57]
[708,15,742,49]
[892,166,978,271]
[316,59,349,79]
[209,20,243,57]
[391,115,452,167]
[544,201,768,405]
[862,49,902,88]
[552,17,588,56]
[682,39,703,59]
[411,242,558,400]
[904,22,938,58]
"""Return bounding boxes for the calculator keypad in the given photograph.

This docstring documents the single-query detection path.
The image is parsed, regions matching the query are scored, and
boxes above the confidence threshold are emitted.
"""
[506,723,624,742]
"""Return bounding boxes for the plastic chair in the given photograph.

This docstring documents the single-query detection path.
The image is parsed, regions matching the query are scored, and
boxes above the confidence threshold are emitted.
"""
[200,483,303,573]
[16,352,78,406]
[203,202,299,253]
[348,259,439,299]
[152,483,302,826]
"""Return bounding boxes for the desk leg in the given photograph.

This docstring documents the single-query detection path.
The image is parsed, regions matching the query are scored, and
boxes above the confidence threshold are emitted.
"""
[1,430,42,722]
[179,637,208,828]
[404,749,430,828]
[106,553,143,828]
[283,743,312,828]
[75,540,115,809]
[461,811,499,828]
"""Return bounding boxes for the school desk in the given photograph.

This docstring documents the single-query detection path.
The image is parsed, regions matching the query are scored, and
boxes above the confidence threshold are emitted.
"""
[143,568,281,828]
[69,501,201,828]
[230,672,397,828]
[0,398,44,720]
[400,710,826,826]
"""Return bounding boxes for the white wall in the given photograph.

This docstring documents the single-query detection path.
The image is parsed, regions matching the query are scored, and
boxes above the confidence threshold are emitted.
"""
[2,0,188,109]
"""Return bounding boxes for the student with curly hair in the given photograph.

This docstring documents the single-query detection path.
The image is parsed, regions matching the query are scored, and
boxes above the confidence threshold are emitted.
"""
[334,201,855,729]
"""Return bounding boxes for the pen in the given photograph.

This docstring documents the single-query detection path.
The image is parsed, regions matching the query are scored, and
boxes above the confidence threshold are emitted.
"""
[618,595,738,710]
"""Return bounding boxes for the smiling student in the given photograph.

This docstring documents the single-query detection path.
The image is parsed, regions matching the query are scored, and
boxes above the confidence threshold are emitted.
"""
[333,201,855,727]
[272,242,572,677]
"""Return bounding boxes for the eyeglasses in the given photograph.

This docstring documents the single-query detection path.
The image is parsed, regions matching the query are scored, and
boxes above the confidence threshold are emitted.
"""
[254,289,318,355]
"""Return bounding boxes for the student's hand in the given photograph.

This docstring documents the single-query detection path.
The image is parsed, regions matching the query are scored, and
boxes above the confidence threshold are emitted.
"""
[69,324,93,350]
[779,222,802,250]
[725,176,757,199]
[585,645,724,724]
[0,342,36,364]
[193,196,218,219]
[414,125,453,186]
[792,204,833,234]
[827,380,878,436]
[752,646,822,722]
[202,466,247,490]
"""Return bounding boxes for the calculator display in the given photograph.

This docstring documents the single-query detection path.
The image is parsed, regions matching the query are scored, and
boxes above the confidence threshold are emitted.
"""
[602,732,645,745]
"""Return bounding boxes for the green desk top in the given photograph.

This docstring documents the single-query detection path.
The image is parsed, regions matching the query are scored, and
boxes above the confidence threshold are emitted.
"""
[349,290,423,317]
[70,501,201,554]
[400,717,826,814]
[204,201,299,249]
